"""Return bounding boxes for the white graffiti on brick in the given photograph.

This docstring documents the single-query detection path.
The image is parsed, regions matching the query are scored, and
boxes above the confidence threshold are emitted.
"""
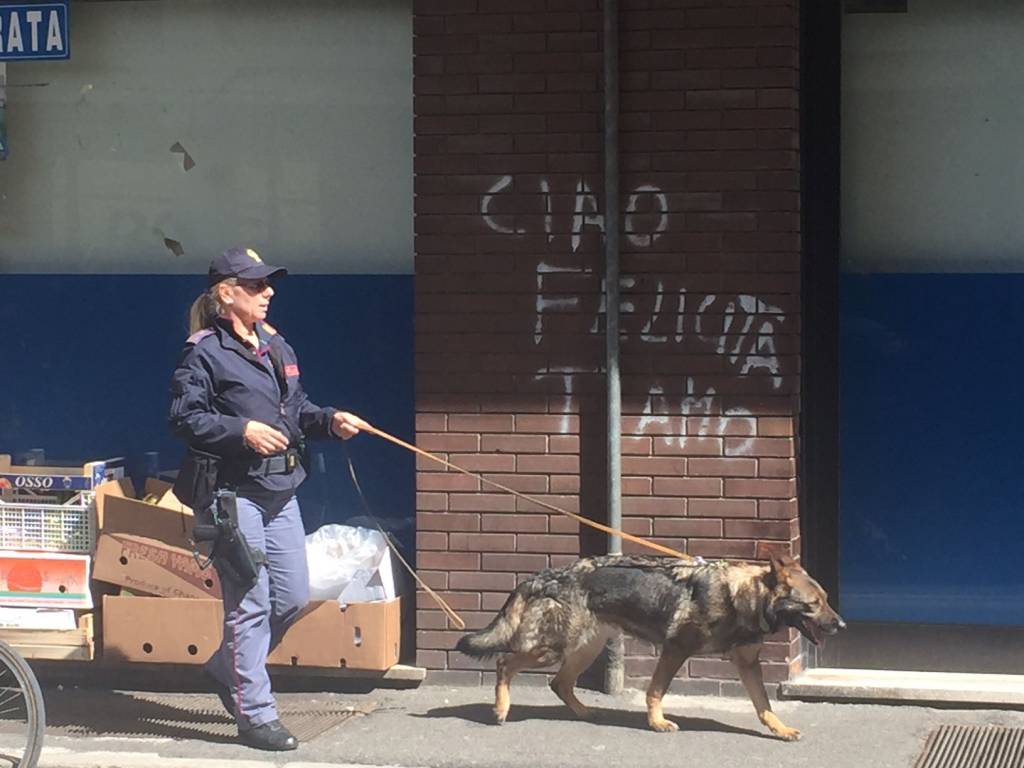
[532,272,787,383]
[534,258,599,343]
[572,179,602,253]
[483,177,786,454]
[487,175,790,457]
[529,271,785,455]
[632,287,782,455]
[625,184,669,248]
[481,175,669,251]
[637,383,758,457]
[481,175,526,235]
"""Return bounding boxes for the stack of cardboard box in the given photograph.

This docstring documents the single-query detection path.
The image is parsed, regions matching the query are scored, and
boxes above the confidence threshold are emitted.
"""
[0,454,122,660]
[94,480,401,671]
[92,478,225,664]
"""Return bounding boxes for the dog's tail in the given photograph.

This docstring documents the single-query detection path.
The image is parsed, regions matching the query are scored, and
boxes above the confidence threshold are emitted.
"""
[455,592,525,658]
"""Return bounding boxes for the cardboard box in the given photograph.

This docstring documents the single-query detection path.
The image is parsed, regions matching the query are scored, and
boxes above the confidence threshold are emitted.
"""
[91,477,220,599]
[93,533,221,599]
[0,551,92,608]
[0,612,94,660]
[0,606,76,630]
[101,595,401,670]
[102,596,222,664]
[94,478,194,544]
[268,598,401,671]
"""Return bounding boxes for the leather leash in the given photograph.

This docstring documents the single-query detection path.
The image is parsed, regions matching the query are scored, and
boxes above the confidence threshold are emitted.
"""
[346,422,696,631]
[343,447,466,630]
[360,422,693,561]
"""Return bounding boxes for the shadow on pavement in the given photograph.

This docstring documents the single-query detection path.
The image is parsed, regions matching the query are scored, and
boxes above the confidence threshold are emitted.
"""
[417,702,767,739]
[42,689,239,744]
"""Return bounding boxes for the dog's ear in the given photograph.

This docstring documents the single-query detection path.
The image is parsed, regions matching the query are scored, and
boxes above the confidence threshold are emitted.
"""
[770,552,797,578]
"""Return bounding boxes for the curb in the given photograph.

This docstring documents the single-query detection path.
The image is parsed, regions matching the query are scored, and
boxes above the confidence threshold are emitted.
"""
[38,750,426,768]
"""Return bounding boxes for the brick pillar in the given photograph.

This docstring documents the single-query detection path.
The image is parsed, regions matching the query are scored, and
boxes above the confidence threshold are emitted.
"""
[414,0,803,691]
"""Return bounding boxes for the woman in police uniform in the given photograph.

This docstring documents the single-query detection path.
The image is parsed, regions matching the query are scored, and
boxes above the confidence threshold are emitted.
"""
[168,246,365,751]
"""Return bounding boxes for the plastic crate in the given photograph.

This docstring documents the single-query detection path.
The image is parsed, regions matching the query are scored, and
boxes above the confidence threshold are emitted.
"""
[0,496,95,553]
[0,454,121,553]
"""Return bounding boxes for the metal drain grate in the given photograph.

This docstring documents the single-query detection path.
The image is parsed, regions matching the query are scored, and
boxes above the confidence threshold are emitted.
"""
[43,691,377,743]
[914,725,1024,768]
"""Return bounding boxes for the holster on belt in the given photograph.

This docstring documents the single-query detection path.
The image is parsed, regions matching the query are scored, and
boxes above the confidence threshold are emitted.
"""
[172,447,222,513]
[192,489,266,591]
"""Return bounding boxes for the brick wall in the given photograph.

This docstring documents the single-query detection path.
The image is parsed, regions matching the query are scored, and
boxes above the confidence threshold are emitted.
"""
[413,0,802,692]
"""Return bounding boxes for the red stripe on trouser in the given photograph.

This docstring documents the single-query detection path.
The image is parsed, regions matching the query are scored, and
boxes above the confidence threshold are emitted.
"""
[230,622,244,724]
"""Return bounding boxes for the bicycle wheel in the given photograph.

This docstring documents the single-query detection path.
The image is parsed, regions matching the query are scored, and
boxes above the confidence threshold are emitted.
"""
[0,640,44,768]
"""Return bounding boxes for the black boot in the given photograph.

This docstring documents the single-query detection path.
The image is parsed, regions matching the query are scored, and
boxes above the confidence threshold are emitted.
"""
[239,719,298,751]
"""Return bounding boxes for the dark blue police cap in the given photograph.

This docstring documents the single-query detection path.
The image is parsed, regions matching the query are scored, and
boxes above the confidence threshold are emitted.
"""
[208,246,287,286]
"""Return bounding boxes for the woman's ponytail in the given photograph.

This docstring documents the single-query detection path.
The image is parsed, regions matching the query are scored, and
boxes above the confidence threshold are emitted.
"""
[188,278,238,334]
[188,291,219,334]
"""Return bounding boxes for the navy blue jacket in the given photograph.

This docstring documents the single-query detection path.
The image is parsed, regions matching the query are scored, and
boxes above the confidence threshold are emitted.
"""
[169,318,337,497]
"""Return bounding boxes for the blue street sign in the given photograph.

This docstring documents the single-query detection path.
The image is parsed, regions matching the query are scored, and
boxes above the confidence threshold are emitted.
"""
[0,3,69,61]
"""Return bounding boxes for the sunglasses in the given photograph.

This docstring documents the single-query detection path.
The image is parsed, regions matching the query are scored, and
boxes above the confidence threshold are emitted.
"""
[236,278,273,293]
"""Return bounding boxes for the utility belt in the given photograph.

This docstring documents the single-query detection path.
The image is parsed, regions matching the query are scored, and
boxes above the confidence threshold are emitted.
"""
[247,447,302,476]
[174,443,304,592]
[172,443,304,514]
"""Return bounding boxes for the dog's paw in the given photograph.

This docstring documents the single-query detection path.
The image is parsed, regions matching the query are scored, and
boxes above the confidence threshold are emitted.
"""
[773,726,801,742]
[648,718,679,733]
[761,712,801,741]
[493,709,508,726]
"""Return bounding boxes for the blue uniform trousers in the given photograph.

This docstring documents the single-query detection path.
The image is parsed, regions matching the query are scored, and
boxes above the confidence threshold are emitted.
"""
[204,495,309,729]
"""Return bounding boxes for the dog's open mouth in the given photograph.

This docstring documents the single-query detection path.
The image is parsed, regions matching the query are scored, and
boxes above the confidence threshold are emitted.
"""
[797,616,823,645]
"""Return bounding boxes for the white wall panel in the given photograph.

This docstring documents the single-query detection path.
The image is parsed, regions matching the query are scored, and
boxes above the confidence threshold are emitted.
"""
[843,1,1024,272]
[0,0,412,274]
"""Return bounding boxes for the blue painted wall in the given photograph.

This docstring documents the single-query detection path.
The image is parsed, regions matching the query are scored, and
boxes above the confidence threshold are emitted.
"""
[0,274,416,557]
[840,273,1024,625]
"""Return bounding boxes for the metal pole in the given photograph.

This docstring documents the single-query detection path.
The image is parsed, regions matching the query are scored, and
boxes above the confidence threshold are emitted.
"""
[603,0,624,696]
[0,63,8,161]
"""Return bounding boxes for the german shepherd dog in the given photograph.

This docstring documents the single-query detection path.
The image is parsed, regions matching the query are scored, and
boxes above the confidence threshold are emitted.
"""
[456,553,844,741]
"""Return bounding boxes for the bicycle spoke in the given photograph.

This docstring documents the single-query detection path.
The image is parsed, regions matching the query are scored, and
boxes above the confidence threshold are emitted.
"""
[0,641,45,767]
[0,690,24,712]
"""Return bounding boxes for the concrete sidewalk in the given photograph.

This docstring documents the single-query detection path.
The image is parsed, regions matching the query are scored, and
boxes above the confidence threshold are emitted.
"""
[23,682,1024,768]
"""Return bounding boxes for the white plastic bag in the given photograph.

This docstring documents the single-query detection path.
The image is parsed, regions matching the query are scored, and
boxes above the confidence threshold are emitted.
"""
[305,524,396,604]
